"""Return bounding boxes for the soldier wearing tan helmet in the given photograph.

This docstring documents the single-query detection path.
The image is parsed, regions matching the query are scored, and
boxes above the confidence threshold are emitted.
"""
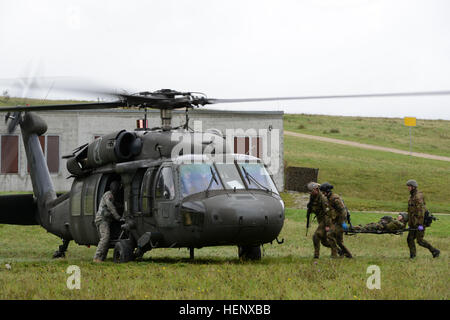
[306,182,332,259]
[320,182,352,258]
[405,180,440,259]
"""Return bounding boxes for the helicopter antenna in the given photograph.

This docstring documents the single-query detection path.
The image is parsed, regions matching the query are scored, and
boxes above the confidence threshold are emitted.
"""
[183,107,195,132]
[184,107,189,130]
[144,107,148,130]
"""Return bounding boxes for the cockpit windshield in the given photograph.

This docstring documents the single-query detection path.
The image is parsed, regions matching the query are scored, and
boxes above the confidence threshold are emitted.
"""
[179,162,277,198]
[237,163,279,194]
[215,163,246,190]
[179,163,222,198]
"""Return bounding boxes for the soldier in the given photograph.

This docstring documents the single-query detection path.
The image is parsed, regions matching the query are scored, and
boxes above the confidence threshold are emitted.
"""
[405,180,440,259]
[320,182,352,258]
[93,181,124,262]
[306,182,332,259]
[352,214,406,233]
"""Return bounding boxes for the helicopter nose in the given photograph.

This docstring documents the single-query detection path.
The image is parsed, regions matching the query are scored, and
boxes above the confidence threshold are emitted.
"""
[202,193,284,245]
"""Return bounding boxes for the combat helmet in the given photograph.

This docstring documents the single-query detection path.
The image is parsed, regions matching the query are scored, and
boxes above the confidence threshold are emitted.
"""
[406,179,418,188]
[398,212,409,223]
[380,215,393,225]
[319,182,334,193]
[307,182,320,191]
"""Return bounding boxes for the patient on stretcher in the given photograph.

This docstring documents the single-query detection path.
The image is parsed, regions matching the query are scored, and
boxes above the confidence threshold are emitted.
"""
[351,213,408,233]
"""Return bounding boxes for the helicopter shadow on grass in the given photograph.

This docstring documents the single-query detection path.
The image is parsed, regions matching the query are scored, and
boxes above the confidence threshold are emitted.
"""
[134,256,252,266]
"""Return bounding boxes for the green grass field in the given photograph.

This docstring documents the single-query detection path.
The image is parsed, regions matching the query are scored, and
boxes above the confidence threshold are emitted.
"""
[0,211,448,300]
[284,114,450,157]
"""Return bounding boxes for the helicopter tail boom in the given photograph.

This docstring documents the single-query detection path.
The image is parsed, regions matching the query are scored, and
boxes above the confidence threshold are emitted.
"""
[19,112,57,228]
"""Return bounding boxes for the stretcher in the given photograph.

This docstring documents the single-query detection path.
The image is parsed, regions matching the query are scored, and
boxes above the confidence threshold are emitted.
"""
[345,228,418,235]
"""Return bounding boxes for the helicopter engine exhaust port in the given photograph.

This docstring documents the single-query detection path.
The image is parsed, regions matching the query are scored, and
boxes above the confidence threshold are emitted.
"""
[85,130,142,168]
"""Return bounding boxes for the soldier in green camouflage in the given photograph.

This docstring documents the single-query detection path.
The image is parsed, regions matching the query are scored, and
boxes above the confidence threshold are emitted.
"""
[306,182,332,259]
[93,181,124,262]
[351,214,406,233]
[405,180,440,259]
[320,182,352,258]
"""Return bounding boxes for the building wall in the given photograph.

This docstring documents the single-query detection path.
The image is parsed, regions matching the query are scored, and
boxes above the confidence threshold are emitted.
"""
[0,109,284,192]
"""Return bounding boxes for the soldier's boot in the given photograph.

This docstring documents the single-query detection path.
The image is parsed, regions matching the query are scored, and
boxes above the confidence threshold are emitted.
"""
[407,236,416,259]
[409,246,417,259]
[134,247,145,261]
[432,249,440,258]
[340,245,352,258]
[312,234,321,259]
[93,258,103,263]
[417,237,438,258]
[330,247,339,259]
[313,248,320,259]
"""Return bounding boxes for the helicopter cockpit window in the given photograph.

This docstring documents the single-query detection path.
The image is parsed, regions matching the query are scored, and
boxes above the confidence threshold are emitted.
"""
[155,167,175,200]
[238,163,279,194]
[179,163,223,197]
[214,163,245,190]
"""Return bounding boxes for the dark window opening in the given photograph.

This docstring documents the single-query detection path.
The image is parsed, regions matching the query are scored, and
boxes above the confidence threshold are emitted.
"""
[1,135,19,174]
[234,136,262,158]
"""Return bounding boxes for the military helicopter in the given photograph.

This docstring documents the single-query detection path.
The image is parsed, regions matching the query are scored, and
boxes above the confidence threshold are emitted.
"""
[1,85,449,262]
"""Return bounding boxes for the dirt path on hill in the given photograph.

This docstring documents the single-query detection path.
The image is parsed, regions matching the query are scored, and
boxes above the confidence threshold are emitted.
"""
[284,131,450,162]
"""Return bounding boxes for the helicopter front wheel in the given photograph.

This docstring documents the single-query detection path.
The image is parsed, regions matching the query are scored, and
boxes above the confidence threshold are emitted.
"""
[113,239,135,263]
[238,245,262,261]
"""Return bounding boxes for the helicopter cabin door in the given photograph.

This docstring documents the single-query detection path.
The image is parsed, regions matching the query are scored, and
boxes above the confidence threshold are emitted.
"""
[69,173,120,245]
[69,174,102,245]
[153,166,178,228]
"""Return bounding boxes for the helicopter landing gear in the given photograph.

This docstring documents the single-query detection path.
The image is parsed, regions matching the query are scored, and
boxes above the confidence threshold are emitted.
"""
[113,239,135,263]
[52,239,70,258]
[189,247,195,260]
[238,245,262,261]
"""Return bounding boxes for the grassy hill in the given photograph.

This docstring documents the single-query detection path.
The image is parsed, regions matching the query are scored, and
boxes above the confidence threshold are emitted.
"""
[0,96,88,107]
[283,114,450,214]
[284,114,450,157]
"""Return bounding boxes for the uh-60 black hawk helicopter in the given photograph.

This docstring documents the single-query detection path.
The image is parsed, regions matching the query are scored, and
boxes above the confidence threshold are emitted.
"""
[1,86,449,262]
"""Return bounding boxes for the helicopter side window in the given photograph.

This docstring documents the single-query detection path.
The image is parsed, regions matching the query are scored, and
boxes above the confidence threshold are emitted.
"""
[179,163,223,198]
[214,163,245,190]
[70,179,83,216]
[238,163,279,194]
[155,167,175,200]
[141,168,155,215]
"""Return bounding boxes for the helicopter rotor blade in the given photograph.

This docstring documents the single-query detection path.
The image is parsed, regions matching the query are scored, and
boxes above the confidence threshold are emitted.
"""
[0,76,135,101]
[0,101,126,113]
[205,90,450,105]
[0,95,186,113]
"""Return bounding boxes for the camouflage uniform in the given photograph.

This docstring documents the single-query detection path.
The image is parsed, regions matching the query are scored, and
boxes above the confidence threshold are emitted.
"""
[406,188,438,258]
[385,219,406,232]
[352,216,405,233]
[307,191,332,258]
[93,191,122,261]
[326,193,352,258]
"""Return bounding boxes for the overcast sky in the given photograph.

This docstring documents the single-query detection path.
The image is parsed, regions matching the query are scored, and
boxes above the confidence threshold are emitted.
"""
[1,0,450,119]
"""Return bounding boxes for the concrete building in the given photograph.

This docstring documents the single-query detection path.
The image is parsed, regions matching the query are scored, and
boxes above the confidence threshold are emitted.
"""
[0,109,284,192]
